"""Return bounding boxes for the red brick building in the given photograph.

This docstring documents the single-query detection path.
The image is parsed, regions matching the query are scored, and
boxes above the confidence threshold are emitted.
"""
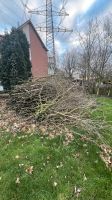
[19,20,48,78]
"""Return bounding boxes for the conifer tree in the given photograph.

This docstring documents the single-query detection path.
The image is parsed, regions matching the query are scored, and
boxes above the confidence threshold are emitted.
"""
[0,28,32,90]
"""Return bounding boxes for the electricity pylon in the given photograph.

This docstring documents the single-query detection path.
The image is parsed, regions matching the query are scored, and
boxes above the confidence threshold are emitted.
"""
[29,0,73,73]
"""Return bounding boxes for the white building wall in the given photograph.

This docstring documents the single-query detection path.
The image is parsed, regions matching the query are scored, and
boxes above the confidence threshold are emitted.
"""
[21,24,31,61]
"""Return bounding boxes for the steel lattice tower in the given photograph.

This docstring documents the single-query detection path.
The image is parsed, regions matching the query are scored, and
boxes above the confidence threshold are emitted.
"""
[46,0,56,72]
[29,0,73,73]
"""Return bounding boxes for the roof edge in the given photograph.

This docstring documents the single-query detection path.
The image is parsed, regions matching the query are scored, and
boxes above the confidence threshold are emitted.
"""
[18,20,48,51]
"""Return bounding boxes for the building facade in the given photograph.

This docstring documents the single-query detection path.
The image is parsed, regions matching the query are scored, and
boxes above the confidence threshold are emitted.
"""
[19,20,48,78]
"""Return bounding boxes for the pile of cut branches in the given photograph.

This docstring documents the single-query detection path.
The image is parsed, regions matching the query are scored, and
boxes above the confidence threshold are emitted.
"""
[8,75,95,126]
[4,76,112,170]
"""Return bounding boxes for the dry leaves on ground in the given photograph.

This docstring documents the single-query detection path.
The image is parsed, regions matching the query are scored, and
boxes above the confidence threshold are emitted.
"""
[100,144,112,170]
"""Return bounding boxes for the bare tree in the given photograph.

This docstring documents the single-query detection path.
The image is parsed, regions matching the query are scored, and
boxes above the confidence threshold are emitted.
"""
[91,17,112,82]
[62,49,79,78]
[77,19,98,81]
[78,17,112,82]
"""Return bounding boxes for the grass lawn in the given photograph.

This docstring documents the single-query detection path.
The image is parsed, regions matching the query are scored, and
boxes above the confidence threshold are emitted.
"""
[91,97,112,146]
[0,97,112,200]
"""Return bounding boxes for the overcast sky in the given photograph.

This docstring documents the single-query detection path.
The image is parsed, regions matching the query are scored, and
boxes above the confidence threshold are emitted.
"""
[0,0,112,54]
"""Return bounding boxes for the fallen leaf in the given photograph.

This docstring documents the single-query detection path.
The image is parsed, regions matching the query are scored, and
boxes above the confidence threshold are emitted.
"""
[53,182,58,187]
[15,155,20,159]
[25,166,34,174]
[74,186,82,198]
[83,174,87,181]
[19,163,24,167]
[15,177,20,184]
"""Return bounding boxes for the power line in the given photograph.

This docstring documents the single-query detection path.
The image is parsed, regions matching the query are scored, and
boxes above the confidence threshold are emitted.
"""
[0,0,20,25]
[29,0,73,73]
[55,0,68,37]
[0,10,17,27]
[0,0,30,29]
[20,0,29,22]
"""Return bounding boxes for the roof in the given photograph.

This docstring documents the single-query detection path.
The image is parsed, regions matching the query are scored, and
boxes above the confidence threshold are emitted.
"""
[18,20,48,51]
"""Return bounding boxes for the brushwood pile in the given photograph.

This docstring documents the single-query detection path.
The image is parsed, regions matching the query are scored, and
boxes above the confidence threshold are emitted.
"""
[8,76,94,125]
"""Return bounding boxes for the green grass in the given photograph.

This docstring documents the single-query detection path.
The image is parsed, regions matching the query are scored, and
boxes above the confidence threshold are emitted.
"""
[91,97,112,146]
[0,97,112,200]
[91,97,112,123]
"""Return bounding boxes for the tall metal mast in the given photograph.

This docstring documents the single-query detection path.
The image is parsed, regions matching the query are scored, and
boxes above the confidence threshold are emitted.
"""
[29,0,73,73]
[46,0,56,72]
